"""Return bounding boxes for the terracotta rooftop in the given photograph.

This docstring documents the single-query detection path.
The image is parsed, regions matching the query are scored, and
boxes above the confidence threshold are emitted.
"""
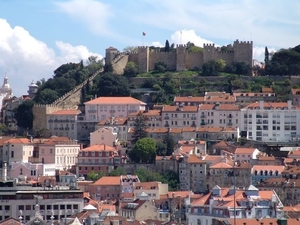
[85,97,146,105]
[5,138,31,144]
[188,155,205,163]
[251,165,285,173]
[291,88,300,95]
[134,181,159,190]
[81,144,116,152]
[235,147,257,154]
[48,109,80,115]
[162,105,198,112]
[243,101,299,110]
[262,87,274,93]
[174,96,204,102]
[213,140,229,148]
[210,161,233,169]
[98,117,127,125]
[92,176,121,186]
[128,110,161,116]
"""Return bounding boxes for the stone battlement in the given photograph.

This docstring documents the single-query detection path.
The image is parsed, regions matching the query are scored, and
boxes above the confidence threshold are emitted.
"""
[106,39,253,74]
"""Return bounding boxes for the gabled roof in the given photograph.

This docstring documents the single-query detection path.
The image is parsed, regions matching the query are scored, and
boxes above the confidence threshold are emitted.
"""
[85,97,146,105]
[92,176,120,186]
[81,144,116,152]
[5,138,31,144]
[174,96,204,102]
[162,105,198,112]
[235,147,257,154]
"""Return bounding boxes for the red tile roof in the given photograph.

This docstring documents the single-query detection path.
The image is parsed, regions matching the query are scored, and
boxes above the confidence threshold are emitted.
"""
[244,101,298,109]
[162,105,198,112]
[174,96,204,102]
[82,144,116,152]
[85,97,146,105]
[48,109,80,115]
[92,176,120,186]
[5,138,31,144]
[235,147,257,154]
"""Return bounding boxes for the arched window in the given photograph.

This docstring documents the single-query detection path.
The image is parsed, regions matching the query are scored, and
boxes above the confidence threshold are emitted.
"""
[260,170,263,176]
[269,170,273,176]
[275,170,279,176]
[264,170,268,176]
[254,170,258,176]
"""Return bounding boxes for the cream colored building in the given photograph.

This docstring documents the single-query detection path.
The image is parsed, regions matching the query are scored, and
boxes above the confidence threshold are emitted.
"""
[162,105,198,128]
[90,127,118,146]
[134,181,168,200]
[2,138,34,166]
[96,117,128,142]
[47,109,81,140]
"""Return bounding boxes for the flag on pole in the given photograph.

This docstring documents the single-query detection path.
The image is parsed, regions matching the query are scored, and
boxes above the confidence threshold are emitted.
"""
[142,32,146,36]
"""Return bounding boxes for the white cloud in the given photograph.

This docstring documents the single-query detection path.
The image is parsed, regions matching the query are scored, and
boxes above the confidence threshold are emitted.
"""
[170,30,213,47]
[151,41,163,47]
[54,0,113,36]
[253,46,276,62]
[0,19,102,96]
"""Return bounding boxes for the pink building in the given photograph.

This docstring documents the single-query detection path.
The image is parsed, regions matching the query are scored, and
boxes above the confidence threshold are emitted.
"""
[89,176,121,201]
[76,144,122,177]
[84,97,146,122]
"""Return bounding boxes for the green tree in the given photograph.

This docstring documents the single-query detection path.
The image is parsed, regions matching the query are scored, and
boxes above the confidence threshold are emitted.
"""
[215,59,226,71]
[87,170,106,181]
[129,138,156,163]
[187,45,203,53]
[104,63,113,73]
[156,141,167,156]
[34,88,60,104]
[97,73,130,97]
[0,123,8,135]
[108,167,126,176]
[163,133,175,155]
[154,61,167,73]
[163,170,180,191]
[14,100,34,129]
[132,112,148,143]
[164,40,170,52]
[201,60,219,76]
[134,168,163,182]
[123,62,138,77]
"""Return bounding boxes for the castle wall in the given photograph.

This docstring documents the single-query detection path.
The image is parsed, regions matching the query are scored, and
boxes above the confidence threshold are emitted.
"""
[215,51,234,65]
[203,44,215,63]
[176,45,186,71]
[233,40,253,66]
[33,105,62,131]
[128,53,139,65]
[138,47,149,73]
[112,55,129,74]
[149,51,176,71]
[185,52,203,70]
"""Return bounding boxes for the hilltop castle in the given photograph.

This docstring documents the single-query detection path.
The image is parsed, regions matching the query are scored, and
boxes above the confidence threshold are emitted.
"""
[106,39,253,74]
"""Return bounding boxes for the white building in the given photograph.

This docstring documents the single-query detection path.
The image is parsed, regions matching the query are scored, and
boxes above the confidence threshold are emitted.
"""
[240,100,300,142]
[0,75,13,110]
[234,147,261,163]
[187,185,284,225]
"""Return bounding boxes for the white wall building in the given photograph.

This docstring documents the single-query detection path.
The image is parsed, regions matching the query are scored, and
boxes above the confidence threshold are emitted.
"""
[240,101,300,142]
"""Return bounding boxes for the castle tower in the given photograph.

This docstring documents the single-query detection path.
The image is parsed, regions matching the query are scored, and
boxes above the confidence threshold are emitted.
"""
[105,46,119,64]
[28,80,38,98]
[203,43,215,63]
[176,45,186,71]
[138,46,149,73]
[233,39,253,66]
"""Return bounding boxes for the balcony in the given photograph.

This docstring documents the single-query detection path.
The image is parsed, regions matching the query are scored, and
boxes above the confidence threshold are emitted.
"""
[164,117,169,120]
[228,114,232,118]
[200,122,206,126]
[257,120,262,124]
[88,110,97,113]
[164,124,169,127]
[228,122,233,126]
[48,119,53,123]
[191,117,197,120]
[110,110,116,113]
[201,115,205,118]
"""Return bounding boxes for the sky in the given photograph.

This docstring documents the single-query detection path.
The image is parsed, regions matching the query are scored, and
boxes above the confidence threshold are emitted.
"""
[0,0,300,96]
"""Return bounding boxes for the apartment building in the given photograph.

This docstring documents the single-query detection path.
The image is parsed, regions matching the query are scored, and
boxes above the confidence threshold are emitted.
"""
[240,100,300,142]
[251,165,285,185]
[187,185,284,225]
[89,176,121,201]
[0,170,83,222]
[234,147,261,163]
[198,103,240,128]
[127,110,162,128]
[2,138,34,166]
[96,117,128,142]
[76,144,120,177]
[134,181,168,200]
[291,88,300,107]
[46,109,81,140]
[90,127,118,146]
[84,97,146,122]
[30,137,80,171]
[162,105,198,128]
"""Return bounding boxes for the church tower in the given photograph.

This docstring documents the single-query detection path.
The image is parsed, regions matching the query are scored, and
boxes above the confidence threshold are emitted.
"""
[28,81,38,98]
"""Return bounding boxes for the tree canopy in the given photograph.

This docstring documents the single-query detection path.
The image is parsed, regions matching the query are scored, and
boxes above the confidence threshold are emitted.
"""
[97,73,130,97]
[129,138,156,163]
[14,100,35,129]
[132,112,148,143]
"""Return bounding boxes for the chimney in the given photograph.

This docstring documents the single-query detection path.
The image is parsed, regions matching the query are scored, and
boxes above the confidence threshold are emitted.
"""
[287,100,292,109]
[259,100,264,109]
[2,162,7,182]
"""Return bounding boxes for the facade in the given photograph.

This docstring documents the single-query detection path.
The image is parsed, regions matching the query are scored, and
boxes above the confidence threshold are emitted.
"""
[291,88,300,107]
[198,103,240,128]
[162,105,198,128]
[234,147,260,163]
[251,165,285,185]
[2,138,34,166]
[240,101,300,142]
[30,137,80,171]
[89,176,121,201]
[47,109,81,140]
[76,144,120,177]
[90,127,118,147]
[187,185,284,225]
[133,181,168,200]
[127,110,162,129]
[84,97,146,122]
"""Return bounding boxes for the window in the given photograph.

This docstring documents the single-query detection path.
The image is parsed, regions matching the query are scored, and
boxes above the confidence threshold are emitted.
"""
[11,151,14,158]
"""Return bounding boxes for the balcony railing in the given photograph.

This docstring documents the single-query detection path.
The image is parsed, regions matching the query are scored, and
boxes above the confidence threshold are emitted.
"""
[191,117,197,120]
[201,115,205,118]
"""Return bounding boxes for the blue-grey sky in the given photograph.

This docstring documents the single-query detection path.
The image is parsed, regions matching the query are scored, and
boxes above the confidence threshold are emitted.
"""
[0,0,299,96]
